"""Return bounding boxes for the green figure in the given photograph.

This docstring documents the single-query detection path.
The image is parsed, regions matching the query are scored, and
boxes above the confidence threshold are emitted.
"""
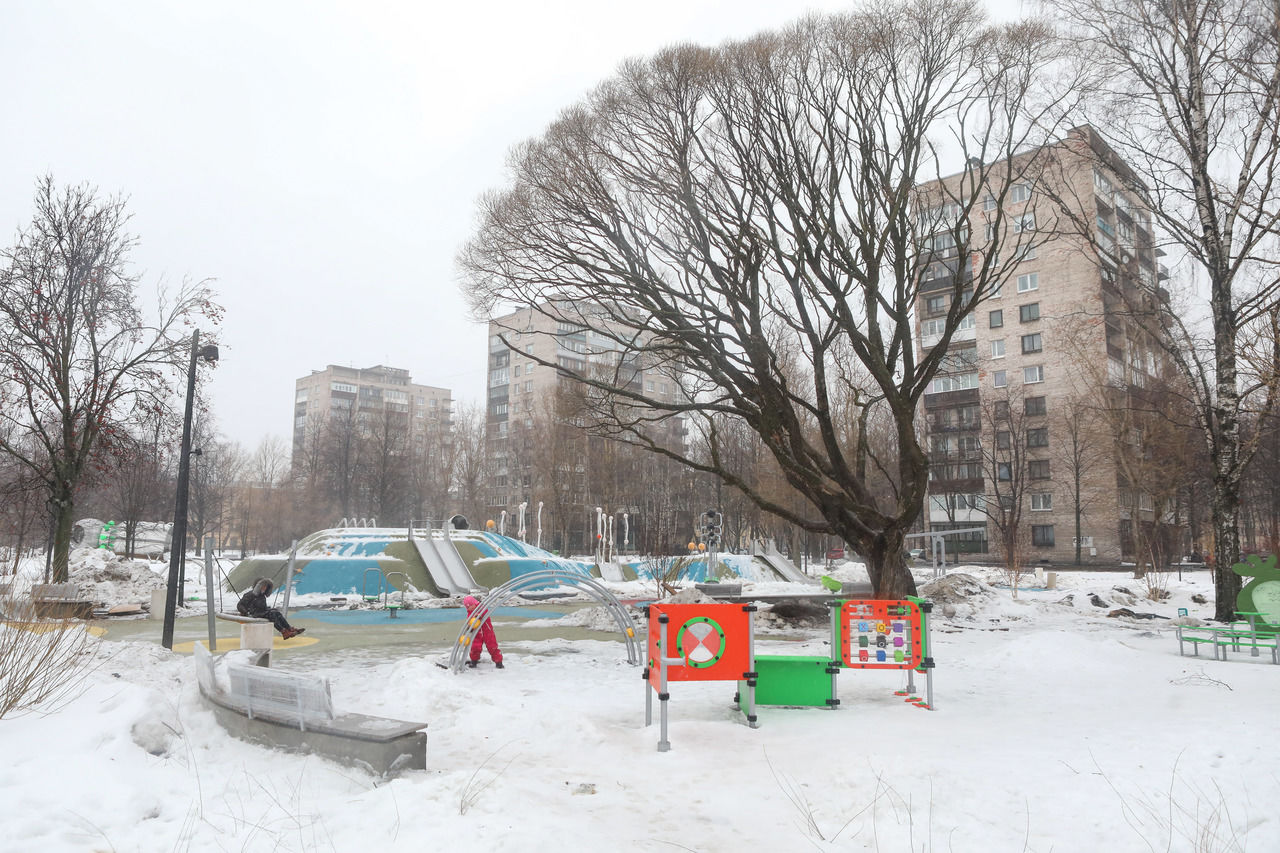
[1232,554,1280,634]
[98,520,117,550]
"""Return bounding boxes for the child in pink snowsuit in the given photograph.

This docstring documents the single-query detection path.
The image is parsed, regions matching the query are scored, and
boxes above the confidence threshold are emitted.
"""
[463,595,504,668]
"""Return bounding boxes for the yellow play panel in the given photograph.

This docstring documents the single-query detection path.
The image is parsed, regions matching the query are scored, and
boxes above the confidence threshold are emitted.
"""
[173,635,319,654]
[3,620,107,638]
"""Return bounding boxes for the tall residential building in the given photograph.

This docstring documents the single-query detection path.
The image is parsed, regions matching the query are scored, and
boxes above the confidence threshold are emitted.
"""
[484,304,685,551]
[292,364,452,466]
[916,126,1175,564]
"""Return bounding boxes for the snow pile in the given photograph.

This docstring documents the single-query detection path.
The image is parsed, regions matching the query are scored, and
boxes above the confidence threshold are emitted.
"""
[537,605,633,632]
[920,572,998,620]
[65,548,167,607]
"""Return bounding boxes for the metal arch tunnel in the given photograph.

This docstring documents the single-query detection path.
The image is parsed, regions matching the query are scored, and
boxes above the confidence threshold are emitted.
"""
[449,569,641,673]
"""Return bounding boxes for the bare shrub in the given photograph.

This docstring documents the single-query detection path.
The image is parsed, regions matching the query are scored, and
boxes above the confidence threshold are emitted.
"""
[0,586,104,719]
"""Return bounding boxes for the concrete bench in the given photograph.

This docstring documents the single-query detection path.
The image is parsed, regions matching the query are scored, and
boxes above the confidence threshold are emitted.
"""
[31,583,94,619]
[195,645,428,775]
[216,611,275,657]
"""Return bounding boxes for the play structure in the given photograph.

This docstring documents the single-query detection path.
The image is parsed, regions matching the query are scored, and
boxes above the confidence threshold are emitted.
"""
[1174,554,1280,664]
[644,596,936,750]
[448,568,641,672]
[225,523,597,599]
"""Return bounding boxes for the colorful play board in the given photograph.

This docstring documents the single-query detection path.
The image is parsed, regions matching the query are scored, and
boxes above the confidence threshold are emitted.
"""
[838,599,924,670]
[646,603,753,684]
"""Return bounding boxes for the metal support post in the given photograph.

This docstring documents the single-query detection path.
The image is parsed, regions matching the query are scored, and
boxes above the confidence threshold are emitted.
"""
[203,539,217,652]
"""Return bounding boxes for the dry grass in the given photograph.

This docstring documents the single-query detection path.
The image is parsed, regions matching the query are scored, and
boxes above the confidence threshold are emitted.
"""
[0,584,106,719]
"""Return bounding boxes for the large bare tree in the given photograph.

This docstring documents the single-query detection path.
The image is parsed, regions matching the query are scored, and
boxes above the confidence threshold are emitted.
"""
[0,177,219,581]
[460,0,1067,596]
[1045,0,1280,619]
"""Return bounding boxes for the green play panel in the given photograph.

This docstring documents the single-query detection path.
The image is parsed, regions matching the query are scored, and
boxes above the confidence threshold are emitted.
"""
[747,654,838,707]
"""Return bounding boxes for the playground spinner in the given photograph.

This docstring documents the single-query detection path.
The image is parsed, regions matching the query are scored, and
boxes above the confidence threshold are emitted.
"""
[644,597,935,751]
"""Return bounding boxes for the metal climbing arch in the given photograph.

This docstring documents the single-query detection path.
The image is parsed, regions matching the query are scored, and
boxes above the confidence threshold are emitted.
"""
[448,569,641,673]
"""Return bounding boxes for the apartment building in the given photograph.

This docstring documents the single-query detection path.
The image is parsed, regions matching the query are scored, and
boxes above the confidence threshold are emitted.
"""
[917,126,1173,564]
[484,304,684,550]
[292,364,452,464]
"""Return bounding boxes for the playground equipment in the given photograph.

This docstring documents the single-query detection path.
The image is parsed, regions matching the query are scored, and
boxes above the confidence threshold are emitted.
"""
[646,602,759,752]
[448,569,641,673]
[644,596,936,751]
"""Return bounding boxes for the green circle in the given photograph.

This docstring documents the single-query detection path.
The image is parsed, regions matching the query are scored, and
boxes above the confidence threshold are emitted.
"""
[676,616,727,669]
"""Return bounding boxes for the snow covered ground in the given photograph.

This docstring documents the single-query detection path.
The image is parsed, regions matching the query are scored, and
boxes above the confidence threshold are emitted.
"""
[1,551,1275,851]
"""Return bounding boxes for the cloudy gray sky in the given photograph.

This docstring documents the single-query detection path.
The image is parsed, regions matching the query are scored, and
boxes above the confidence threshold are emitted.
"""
[1,0,1021,450]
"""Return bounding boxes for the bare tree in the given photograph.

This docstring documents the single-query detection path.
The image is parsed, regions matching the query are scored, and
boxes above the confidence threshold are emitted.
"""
[1044,0,1280,619]
[1053,396,1107,565]
[975,387,1041,596]
[460,1,1068,596]
[450,401,492,529]
[0,177,219,582]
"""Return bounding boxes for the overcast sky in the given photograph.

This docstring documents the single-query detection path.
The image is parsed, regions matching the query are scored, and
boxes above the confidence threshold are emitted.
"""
[1,0,1024,450]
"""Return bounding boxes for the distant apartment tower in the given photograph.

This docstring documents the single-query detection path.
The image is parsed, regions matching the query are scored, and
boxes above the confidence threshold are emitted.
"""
[484,304,684,549]
[916,126,1172,563]
[292,364,452,464]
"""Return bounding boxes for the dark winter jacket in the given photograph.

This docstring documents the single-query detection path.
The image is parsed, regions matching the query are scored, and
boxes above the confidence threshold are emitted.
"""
[237,590,270,618]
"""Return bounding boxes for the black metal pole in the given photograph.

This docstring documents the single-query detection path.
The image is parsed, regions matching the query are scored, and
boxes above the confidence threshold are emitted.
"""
[161,331,200,650]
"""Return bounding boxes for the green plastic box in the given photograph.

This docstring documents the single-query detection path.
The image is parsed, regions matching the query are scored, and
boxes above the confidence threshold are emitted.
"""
[746,655,838,707]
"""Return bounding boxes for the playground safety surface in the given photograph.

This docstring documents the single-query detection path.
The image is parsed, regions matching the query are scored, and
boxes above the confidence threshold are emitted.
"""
[90,601,620,660]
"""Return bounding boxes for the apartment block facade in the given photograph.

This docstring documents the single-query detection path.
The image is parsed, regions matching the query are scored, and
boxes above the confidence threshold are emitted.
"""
[292,364,452,465]
[484,304,685,550]
[917,127,1171,564]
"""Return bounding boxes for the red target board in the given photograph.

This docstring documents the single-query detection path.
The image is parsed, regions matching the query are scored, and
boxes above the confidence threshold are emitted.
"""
[647,603,753,683]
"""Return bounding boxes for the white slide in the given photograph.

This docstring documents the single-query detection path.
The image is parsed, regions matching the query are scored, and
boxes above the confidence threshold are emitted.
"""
[412,537,472,595]
[439,531,481,592]
[751,541,816,584]
[598,561,625,582]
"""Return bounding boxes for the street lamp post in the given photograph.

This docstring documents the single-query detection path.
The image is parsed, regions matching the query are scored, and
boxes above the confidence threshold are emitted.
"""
[161,330,219,650]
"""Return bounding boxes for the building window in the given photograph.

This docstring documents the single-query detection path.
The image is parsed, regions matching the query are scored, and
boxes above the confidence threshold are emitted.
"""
[1010,183,1032,204]
[993,370,1007,388]
[927,372,980,394]
[1021,333,1043,354]
[1020,303,1040,322]
[994,400,1010,419]
[1014,211,1035,233]
[984,194,998,211]
[1027,427,1049,447]
[1017,272,1039,293]
[1024,396,1046,416]
[1031,493,1053,511]
[996,430,1011,450]
[998,462,1012,481]
[1032,524,1055,546]
[990,309,1004,328]
[991,339,1006,358]
[1024,365,1045,383]
[1029,459,1051,479]
[925,295,947,315]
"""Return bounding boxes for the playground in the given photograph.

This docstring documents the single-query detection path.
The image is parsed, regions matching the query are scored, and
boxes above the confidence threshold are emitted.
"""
[2,550,1278,852]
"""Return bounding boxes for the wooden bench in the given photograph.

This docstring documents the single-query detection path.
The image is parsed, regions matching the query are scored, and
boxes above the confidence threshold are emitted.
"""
[31,583,94,619]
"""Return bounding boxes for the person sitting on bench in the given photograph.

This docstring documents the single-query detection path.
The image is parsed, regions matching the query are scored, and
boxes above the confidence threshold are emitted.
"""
[237,578,305,640]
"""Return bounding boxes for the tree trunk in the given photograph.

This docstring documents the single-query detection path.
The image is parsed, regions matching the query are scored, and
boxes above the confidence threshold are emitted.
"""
[52,500,75,583]
[1211,484,1243,622]
[865,531,919,599]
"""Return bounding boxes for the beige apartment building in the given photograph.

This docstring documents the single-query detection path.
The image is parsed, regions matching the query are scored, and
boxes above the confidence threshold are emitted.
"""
[292,364,452,465]
[484,304,684,549]
[917,127,1173,564]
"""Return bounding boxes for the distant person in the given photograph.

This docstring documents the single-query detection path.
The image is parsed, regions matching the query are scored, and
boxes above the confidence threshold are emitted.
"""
[236,578,305,640]
[462,595,503,668]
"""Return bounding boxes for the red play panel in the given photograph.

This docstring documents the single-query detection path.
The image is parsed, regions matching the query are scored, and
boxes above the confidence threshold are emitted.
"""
[838,599,923,670]
[647,603,753,683]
